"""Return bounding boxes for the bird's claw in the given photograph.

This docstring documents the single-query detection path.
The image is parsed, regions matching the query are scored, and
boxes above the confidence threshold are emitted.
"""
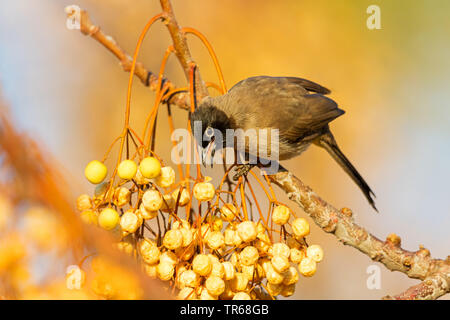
[232,164,255,181]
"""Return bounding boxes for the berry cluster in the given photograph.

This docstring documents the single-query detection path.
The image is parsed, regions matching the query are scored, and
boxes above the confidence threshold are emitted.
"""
[78,155,324,300]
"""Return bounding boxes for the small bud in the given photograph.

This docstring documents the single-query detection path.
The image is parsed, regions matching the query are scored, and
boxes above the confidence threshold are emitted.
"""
[272,205,290,225]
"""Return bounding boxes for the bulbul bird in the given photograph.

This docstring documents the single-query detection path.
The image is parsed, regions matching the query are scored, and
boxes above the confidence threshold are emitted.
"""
[190,76,377,211]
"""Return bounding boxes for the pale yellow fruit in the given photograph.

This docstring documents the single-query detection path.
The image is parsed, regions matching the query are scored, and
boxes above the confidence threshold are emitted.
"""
[281,283,296,297]
[178,270,200,288]
[155,166,175,188]
[177,287,197,300]
[199,287,218,300]
[266,282,283,296]
[236,221,257,242]
[292,218,310,238]
[76,194,92,212]
[265,263,284,285]
[282,266,299,285]
[272,205,290,225]
[289,248,305,264]
[139,239,160,264]
[193,182,215,201]
[271,255,290,273]
[271,242,291,259]
[230,273,248,292]
[192,254,212,276]
[306,244,324,262]
[222,262,235,280]
[233,292,251,300]
[206,231,225,250]
[143,264,157,279]
[211,261,225,278]
[209,216,223,231]
[255,233,271,254]
[299,256,317,277]
[84,160,107,184]
[171,188,190,206]
[157,262,174,281]
[142,189,163,212]
[80,210,98,225]
[160,194,175,213]
[159,251,177,266]
[117,159,137,180]
[98,208,119,230]
[120,210,141,234]
[163,229,183,250]
[224,227,241,247]
[139,204,158,220]
[239,246,259,266]
[139,157,161,179]
[220,203,238,221]
[205,276,226,296]
[179,227,193,247]
[241,265,255,281]
[113,187,131,207]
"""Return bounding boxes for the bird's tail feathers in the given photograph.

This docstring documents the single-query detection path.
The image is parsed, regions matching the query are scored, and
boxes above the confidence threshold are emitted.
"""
[316,131,377,212]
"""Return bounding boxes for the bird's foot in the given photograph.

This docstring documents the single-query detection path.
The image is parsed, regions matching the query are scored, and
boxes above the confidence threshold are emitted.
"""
[232,164,256,181]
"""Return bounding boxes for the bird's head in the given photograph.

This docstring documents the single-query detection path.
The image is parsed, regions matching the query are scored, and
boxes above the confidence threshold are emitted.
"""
[189,98,232,166]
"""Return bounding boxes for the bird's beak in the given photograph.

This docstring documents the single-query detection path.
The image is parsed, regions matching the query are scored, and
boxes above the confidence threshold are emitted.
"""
[202,137,216,167]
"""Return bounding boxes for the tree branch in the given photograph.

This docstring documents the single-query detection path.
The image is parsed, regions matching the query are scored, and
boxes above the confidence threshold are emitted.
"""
[66,3,450,299]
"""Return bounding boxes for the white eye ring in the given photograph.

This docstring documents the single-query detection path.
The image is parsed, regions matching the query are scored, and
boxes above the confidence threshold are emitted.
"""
[205,126,214,138]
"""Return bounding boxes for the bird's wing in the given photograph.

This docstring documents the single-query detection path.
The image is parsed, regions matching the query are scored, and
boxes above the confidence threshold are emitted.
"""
[224,77,343,142]
[284,77,331,95]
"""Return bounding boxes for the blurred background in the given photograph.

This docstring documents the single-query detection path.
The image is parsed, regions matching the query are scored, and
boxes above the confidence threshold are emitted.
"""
[0,0,449,299]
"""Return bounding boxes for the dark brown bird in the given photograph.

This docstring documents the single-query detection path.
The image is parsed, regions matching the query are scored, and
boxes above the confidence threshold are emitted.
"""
[190,76,377,211]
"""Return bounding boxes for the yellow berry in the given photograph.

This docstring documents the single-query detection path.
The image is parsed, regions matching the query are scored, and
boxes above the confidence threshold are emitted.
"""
[157,262,174,281]
[206,231,225,250]
[193,182,215,201]
[139,204,158,220]
[281,283,296,297]
[271,255,290,273]
[163,229,183,250]
[172,188,190,206]
[143,264,157,279]
[289,248,305,264]
[233,292,251,300]
[299,256,317,277]
[113,187,131,207]
[306,244,324,262]
[265,263,284,285]
[178,287,197,300]
[266,282,283,296]
[120,210,141,234]
[139,239,160,264]
[211,261,225,278]
[292,218,310,238]
[271,242,291,259]
[179,227,193,247]
[205,276,226,296]
[160,251,177,266]
[80,210,98,225]
[236,221,257,242]
[220,203,238,221]
[155,166,175,188]
[272,205,290,225]
[230,273,248,292]
[139,157,161,179]
[222,262,235,280]
[84,160,107,184]
[178,270,200,288]
[117,160,137,180]
[199,287,218,300]
[142,190,163,212]
[98,208,119,230]
[192,254,212,276]
[282,266,299,285]
[239,246,259,266]
[76,194,92,212]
